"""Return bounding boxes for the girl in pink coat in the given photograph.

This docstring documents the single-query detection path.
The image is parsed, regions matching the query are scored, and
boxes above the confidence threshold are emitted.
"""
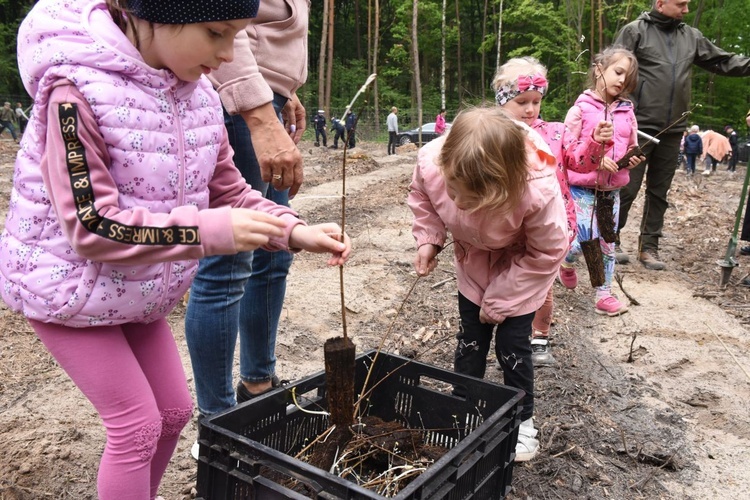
[2,1,350,498]
[561,46,644,316]
[408,107,568,462]
[493,56,577,367]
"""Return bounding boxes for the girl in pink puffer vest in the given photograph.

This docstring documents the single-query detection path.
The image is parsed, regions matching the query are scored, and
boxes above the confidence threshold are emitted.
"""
[1,1,350,498]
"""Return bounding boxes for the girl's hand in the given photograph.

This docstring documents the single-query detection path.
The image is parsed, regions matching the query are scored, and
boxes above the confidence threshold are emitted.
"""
[289,223,351,266]
[599,156,619,173]
[479,309,497,324]
[626,155,646,170]
[414,244,439,276]
[231,208,287,252]
[592,120,613,143]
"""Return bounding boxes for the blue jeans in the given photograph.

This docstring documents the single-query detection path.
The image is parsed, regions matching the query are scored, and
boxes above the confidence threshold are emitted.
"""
[185,93,293,417]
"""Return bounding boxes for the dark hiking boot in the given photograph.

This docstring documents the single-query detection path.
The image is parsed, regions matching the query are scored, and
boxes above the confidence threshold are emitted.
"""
[639,249,666,271]
[615,244,630,264]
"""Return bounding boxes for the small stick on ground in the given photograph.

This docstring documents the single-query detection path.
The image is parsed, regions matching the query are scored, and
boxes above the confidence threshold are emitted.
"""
[627,332,638,363]
[596,356,617,378]
[615,273,640,306]
[705,323,750,382]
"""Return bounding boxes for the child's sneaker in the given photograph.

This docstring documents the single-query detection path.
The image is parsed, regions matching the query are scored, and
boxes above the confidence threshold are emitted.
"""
[530,336,556,366]
[514,417,539,462]
[595,295,628,316]
[558,265,577,289]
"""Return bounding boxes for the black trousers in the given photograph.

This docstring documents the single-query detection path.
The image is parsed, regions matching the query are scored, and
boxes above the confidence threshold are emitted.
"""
[314,128,327,146]
[333,129,344,147]
[388,131,397,154]
[454,292,534,421]
[618,131,682,252]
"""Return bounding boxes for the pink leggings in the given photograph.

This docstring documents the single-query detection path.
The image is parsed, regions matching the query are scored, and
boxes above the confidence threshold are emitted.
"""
[31,319,193,500]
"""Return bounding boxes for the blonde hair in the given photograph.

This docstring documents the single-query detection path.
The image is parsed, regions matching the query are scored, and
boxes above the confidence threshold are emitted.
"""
[589,45,639,96]
[491,56,548,93]
[438,107,528,213]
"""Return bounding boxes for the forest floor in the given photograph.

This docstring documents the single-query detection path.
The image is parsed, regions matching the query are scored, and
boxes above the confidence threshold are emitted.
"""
[1,136,750,499]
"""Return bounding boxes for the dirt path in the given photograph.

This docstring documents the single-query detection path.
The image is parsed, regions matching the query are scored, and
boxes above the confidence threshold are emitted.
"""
[1,139,750,499]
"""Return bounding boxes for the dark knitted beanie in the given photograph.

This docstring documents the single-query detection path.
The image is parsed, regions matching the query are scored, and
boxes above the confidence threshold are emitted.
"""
[129,0,259,24]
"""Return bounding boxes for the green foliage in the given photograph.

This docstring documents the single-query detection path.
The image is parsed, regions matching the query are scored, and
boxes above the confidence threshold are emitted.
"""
[3,0,748,134]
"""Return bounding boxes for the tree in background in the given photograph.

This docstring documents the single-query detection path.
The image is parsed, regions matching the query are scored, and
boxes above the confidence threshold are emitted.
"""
[3,1,748,137]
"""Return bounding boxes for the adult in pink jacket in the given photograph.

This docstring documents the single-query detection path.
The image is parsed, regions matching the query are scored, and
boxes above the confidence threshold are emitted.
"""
[700,130,731,175]
[185,0,312,435]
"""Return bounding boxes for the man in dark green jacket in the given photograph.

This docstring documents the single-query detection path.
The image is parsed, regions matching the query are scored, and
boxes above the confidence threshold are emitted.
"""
[615,0,750,270]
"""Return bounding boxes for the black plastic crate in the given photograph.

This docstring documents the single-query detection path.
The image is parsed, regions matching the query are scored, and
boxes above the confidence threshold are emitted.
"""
[195,350,523,499]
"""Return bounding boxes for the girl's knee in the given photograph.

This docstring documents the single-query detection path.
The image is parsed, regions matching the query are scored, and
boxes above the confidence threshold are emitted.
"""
[160,405,193,438]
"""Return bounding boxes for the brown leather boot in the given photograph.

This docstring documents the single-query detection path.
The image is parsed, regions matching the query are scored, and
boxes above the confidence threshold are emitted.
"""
[639,249,666,270]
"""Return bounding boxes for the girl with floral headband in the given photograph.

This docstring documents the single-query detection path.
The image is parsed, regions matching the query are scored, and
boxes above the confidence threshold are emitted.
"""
[492,56,576,369]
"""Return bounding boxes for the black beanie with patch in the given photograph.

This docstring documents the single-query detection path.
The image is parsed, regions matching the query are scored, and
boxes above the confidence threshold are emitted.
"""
[129,0,259,24]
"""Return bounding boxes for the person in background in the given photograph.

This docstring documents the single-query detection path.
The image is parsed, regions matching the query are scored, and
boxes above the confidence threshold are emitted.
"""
[387,106,399,155]
[677,130,688,170]
[1,0,350,498]
[614,0,750,270]
[0,102,18,142]
[562,46,644,314]
[492,56,576,366]
[737,110,750,266]
[313,109,327,146]
[700,129,731,176]
[408,107,569,462]
[185,0,311,462]
[683,125,703,176]
[330,115,346,149]
[346,111,357,148]
[14,102,29,135]
[435,108,447,135]
[726,125,738,173]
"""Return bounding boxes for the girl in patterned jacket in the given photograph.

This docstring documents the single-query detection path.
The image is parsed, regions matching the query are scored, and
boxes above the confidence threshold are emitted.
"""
[492,56,577,368]
[560,46,644,317]
[408,107,569,463]
[1,1,351,498]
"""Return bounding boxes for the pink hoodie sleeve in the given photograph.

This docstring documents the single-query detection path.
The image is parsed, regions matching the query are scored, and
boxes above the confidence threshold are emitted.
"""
[42,84,302,266]
[563,104,611,174]
[407,142,448,250]
[208,29,274,115]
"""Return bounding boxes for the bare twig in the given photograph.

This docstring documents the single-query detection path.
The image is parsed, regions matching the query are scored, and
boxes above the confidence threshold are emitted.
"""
[627,331,638,363]
[615,273,640,306]
[705,323,750,382]
[596,356,617,379]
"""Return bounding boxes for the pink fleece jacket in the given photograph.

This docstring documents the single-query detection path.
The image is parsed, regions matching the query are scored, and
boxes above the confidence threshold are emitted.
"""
[564,90,638,190]
[209,0,310,113]
[408,131,568,324]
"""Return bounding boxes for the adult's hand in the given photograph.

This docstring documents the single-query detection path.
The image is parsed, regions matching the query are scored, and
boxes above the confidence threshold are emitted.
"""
[282,93,306,144]
[241,102,304,198]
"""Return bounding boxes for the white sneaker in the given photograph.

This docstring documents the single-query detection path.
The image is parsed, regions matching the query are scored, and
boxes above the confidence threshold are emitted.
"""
[191,440,200,461]
[514,417,539,462]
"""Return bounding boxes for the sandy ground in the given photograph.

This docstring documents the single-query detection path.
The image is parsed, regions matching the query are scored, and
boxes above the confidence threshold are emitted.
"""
[1,137,750,499]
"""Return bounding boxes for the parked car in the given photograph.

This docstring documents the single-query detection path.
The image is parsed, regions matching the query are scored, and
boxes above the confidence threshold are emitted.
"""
[737,135,750,163]
[397,122,451,146]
